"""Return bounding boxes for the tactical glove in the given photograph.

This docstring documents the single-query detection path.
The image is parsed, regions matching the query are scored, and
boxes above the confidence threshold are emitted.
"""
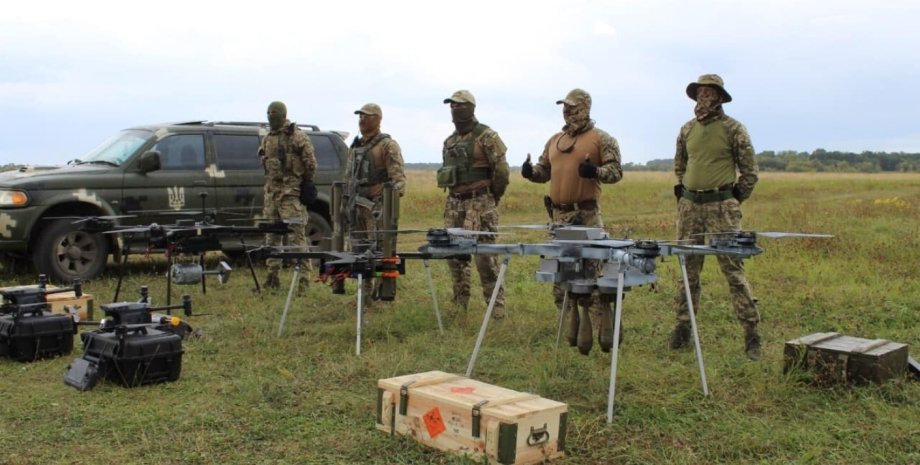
[673,184,684,200]
[300,180,318,206]
[578,156,598,179]
[521,154,534,179]
[732,185,744,203]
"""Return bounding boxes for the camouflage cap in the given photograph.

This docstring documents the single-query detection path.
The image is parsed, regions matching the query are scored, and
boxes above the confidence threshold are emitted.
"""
[686,74,732,103]
[443,90,476,105]
[556,88,592,107]
[354,103,383,117]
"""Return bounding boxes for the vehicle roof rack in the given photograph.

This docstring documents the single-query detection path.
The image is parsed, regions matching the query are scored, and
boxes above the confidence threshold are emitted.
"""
[193,121,321,131]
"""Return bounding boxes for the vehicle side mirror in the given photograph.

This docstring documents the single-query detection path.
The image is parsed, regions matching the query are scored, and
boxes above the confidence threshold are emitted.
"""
[137,150,162,173]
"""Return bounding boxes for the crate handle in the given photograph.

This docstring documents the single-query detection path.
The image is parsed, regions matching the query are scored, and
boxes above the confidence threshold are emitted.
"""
[527,423,549,446]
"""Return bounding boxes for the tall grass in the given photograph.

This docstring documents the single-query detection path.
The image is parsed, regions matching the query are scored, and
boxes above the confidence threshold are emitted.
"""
[1,172,919,464]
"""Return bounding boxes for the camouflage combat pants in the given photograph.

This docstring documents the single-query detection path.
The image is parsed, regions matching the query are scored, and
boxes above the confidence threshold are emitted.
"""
[551,208,612,325]
[673,197,758,328]
[263,192,312,276]
[443,193,504,314]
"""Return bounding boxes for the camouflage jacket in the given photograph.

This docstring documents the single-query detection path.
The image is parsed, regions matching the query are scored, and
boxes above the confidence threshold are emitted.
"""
[345,131,407,198]
[442,124,510,200]
[674,113,758,201]
[259,120,317,198]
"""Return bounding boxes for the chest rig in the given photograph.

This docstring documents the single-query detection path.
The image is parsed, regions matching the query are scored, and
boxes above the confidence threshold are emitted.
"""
[437,124,491,188]
[350,133,391,194]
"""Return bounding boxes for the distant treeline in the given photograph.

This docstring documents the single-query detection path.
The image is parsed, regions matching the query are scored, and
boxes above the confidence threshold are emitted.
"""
[627,150,920,173]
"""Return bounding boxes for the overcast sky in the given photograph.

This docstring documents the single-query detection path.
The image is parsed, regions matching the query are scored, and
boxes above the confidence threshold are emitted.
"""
[2,0,918,167]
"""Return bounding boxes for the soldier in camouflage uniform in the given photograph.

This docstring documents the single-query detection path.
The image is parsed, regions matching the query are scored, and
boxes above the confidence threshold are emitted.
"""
[439,90,510,319]
[345,103,406,303]
[521,88,623,355]
[259,101,318,292]
[668,74,762,360]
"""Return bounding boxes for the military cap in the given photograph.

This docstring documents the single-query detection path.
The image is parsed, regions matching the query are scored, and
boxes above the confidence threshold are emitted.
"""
[443,90,476,105]
[686,74,732,103]
[556,88,592,107]
[354,103,383,117]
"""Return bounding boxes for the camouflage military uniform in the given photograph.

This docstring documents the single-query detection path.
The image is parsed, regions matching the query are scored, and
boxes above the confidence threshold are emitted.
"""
[345,103,406,301]
[670,74,761,360]
[260,113,317,290]
[525,88,623,354]
[440,90,510,319]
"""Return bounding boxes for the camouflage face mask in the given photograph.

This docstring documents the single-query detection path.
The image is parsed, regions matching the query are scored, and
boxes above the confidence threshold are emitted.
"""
[267,101,287,131]
[562,104,591,134]
[450,103,475,124]
[693,87,722,122]
[358,114,380,137]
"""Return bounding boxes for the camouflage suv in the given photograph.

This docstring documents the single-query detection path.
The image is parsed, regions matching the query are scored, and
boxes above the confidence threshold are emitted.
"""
[0,121,348,283]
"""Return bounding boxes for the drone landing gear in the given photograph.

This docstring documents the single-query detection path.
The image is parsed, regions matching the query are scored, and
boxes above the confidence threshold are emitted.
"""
[465,254,511,377]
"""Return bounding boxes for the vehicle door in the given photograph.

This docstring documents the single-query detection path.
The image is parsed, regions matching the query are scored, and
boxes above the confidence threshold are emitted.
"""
[123,133,217,229]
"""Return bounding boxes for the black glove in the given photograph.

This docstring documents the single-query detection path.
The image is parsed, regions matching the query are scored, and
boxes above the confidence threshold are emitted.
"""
[521,154,534,179]
[673,184,684,200]
[299,180,318,206]
[732,185,744,203]
[578,156,598,178]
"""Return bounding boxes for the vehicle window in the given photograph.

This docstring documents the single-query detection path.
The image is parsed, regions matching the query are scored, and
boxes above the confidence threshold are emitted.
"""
[309,135,341,172]
[214,134,261,170]
[82,129,152,166]
[152,135,206,170]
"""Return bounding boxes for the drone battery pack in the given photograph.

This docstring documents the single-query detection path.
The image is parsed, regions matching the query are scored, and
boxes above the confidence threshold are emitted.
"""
[376,371,568,465]
[0,310,74,362]
[81,326,183,387]
[784,332,909,384]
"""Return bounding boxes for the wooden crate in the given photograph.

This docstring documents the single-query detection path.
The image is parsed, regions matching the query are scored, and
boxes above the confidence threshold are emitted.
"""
[377,370,567,465]
[0,285,94,320]
[784,332,909,384]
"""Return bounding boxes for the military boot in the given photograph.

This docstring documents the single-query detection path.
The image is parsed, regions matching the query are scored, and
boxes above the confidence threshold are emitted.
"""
[577,307,593,356]
[492,304,507,320]
[744,328,762,361]
[297,276,310,296]
[263,271,281,290]
[668,322,691,350]
[566,306,579,347]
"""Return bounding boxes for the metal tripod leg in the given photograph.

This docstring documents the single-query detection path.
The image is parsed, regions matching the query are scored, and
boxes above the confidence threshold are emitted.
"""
[465,254,510,378]
[606,272,625,423]
[113,243,131,302]
[242,237,262,296]
[423,260,444,334]
[554,290,569,349]
[277,260,302,337]
[679,255,709,397]
[356,274,363,356]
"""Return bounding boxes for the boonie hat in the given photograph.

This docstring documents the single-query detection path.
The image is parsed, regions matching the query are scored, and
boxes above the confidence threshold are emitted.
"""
[686,74,732,103]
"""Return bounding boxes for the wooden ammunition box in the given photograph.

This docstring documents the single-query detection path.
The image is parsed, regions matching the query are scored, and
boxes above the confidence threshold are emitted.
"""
[377,370,567,465]
[784,332,909,384]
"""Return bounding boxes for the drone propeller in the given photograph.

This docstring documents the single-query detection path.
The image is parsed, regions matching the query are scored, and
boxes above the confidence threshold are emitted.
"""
[46,214,136,224]
[692,230,833,239]
[754,231,834,239]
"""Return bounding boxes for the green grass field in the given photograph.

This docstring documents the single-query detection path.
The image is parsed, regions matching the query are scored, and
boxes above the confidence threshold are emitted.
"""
[2,171,919,465]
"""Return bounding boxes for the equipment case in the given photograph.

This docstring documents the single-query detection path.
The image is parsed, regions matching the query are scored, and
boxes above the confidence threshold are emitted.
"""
[784,332,909,384]
[0,309,75,362]
[377,370,567,465]
[80,326,183,387]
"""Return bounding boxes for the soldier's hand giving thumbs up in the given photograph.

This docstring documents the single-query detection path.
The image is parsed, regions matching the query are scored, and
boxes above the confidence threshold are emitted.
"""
[578,154,598,178]
[521,153,534,179]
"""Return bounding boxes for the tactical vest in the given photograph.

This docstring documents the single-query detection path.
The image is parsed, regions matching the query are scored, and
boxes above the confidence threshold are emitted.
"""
[437,124,492,188]
[683,120,736,191]
[351,132,389,177]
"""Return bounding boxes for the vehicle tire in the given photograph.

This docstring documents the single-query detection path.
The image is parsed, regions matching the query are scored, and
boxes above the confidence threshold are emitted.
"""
[307,211,332,251]
[32,219,110,283]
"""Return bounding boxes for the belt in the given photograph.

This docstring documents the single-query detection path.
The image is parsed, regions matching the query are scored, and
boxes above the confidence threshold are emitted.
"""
[552,199,598,212]
[450,187,491,201]
[681,184,734,204]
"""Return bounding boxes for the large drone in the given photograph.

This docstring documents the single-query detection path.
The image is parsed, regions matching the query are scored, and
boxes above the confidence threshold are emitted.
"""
[412,224,832,423]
